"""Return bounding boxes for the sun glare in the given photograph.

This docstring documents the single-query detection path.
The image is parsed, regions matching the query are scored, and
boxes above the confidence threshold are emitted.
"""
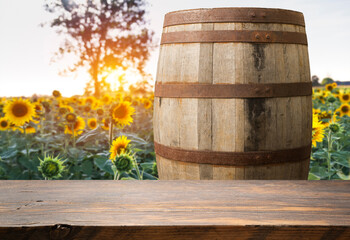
[105,68,144,91]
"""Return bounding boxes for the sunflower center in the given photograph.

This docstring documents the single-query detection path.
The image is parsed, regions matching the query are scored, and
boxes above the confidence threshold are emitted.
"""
[84,106,91,112]
[113,105,128,118]
[59,108,67,114]
[66,113,76,123]
[97,109,104,115]
[73,121,79,130]
[343,95,349,101]
[117,146,126,154]
[1,120,8,128]
[341,105,349,113]
[90,121,96,127]
[12,103,28,117]
[35,105,42,111]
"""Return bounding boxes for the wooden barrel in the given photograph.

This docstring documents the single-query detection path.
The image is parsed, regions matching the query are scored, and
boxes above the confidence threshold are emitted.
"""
[153,8,312,180]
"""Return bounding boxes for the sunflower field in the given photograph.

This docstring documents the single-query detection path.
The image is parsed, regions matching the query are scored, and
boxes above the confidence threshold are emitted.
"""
[0,83,349,180]
[0,87,156,180]
[311,83,350,180]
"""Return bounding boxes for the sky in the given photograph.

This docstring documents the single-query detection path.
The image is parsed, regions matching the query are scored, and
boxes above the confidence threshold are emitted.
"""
[0,0,349,97]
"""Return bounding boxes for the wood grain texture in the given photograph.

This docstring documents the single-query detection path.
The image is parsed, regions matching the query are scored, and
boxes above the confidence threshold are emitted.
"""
[0,181,349,240]
[154,12,312,180]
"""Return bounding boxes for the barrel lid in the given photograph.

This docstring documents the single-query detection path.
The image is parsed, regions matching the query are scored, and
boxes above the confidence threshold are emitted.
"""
[163,7,305,27]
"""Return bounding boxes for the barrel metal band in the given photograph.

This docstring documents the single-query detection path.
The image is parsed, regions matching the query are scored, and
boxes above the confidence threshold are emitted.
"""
[154,142,311,166]
[161,30,307,45]
[155,82,312,98]
[164,8,305,27]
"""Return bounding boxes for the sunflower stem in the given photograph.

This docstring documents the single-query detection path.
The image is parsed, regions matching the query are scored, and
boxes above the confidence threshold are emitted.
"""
[23,125,33,179]
[109,117,113,146]
[114,172,120,180]
[134,157,142,180]
[327,130,333,180]
[71,123,76,148]
[23,126,29,160]
[64,137,68,155]
[40,117,45,157]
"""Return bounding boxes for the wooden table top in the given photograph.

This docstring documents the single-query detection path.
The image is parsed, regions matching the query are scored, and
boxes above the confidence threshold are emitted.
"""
[0,180,349,239]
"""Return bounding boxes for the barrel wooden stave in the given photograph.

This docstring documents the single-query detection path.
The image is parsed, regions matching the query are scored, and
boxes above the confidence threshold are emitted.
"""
[154,17,312,180]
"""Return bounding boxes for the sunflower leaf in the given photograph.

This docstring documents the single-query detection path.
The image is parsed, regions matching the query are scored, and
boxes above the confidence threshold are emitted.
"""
[308,172,320,180]
[337,172,350,180]
[76,128,100,144]
[94,156,114,175]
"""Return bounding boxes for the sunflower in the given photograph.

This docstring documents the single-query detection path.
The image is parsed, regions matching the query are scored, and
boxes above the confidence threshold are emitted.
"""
[113,153,134,172]
[338,103,350,117]
[312,113,325,147]
[84,105,91,113]
[8,123,18,132]
[111,101,135,126]
[313,108,321,114]
[65,113,77,123]
[96,108,104,116]
[101,118,110,130]
[87,118,98,130]
[132,99,140,107]
[316,94,325,104]
[334,109,341,117]
[77,99,85,106]
[69,96,78,103]
[143,99,152,109]
[327,96,336,103]
[52,90,61,98]
[123,95,132,102]
[59,104,74,113]
[58,107,68,115]
[65,116,85,135]
[101,94,112,105]
[84,96,96,106]
[329,122,342,134]
[109,135,131,160]
[318,111,332,121]
[34,102,43,113]
[0,117,9,131]
[38,154,66,180]
[19,125,36,134]
[333,89,340,99]
[340,93,350,103]
[332,82,337,88]
[325,84,333,92]
[4,98,35,126]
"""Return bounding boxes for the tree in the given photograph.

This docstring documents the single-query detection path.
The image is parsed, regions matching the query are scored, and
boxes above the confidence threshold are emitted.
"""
[311,75,320,86]
[44,0,154,98]
[321,77,334,85]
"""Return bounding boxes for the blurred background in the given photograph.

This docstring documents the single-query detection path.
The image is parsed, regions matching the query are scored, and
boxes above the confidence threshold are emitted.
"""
[0,0,349,97]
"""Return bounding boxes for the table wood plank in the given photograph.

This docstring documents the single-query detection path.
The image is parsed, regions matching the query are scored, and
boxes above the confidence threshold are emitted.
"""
[0,180,349,239]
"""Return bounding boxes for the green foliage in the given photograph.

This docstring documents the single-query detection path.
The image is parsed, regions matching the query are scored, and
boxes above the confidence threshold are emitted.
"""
[310,87,350,180]
[114,153,134,173]
[321,77,334,85]
[0,92,156,180]
[38,154,66,180]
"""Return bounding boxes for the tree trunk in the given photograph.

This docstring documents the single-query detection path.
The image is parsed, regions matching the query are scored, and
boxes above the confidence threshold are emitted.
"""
[92,66,100,98]
[94,78,100,98]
